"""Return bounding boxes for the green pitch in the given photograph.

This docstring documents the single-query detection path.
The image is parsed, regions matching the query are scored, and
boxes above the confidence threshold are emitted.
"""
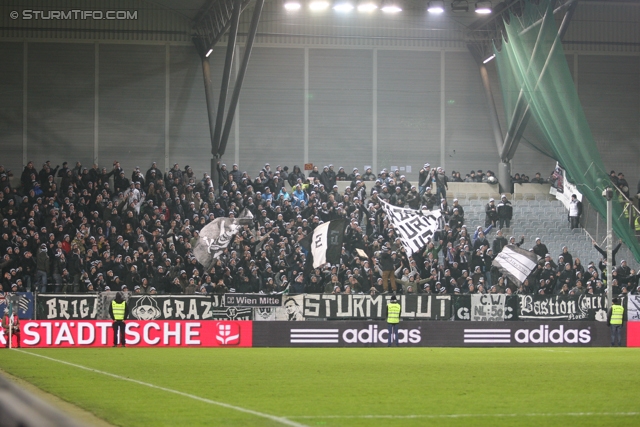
[1,348,639,427]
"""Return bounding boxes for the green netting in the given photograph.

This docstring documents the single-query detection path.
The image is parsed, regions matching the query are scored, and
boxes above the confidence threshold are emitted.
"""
[494,0,640,262]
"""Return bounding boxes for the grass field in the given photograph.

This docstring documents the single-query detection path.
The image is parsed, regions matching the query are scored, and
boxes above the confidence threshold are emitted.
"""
[1,348,639,427]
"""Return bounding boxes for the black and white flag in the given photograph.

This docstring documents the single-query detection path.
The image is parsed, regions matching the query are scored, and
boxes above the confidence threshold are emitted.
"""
[194,209,254,271]
[299,219,346,268]
[492,245,538,285]
[380,201,441,256]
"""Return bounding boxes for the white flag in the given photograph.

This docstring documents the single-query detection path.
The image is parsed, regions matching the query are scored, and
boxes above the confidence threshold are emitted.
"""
[492,245,538,285]
[380,201,441,256]
[300,219,346,268]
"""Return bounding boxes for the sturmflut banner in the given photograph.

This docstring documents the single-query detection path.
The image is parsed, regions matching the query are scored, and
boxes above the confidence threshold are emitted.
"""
[380,201,441,256]
[492,245,538,285]
[302,294,450,320]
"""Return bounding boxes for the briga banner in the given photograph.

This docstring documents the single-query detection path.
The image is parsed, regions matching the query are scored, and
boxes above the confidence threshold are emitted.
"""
[0,320,253,348]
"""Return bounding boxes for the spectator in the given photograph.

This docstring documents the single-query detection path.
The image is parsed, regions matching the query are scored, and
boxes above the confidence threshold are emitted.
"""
[568,194,582,229]
[497,194,513,229]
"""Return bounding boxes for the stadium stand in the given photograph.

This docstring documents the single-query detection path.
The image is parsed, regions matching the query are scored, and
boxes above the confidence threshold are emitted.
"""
[0,160,637,298]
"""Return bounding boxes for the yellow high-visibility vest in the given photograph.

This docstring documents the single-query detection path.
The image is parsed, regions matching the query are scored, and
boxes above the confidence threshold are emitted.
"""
[610,305,624,325]
[112,301,126,321]
[387,302,401,324]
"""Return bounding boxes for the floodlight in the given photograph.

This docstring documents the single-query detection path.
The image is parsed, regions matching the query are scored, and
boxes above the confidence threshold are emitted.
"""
[380,1,402,13]
[357,0,378,12]
[309,0,330,11]
[475,1,492,14]
[333,1,355,12]
[427,1,444,14]
[284,0,302,11]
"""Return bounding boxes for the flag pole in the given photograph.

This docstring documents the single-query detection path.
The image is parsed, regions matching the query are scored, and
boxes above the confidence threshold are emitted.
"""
[605,188,613,309]
[8,300,13,349]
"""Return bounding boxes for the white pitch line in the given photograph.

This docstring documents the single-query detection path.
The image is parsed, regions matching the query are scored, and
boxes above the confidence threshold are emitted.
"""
[15,350,307,427]
[287,412,640,420]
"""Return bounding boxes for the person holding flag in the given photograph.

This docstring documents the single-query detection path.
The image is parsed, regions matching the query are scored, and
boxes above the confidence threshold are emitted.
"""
[2,307,20,348]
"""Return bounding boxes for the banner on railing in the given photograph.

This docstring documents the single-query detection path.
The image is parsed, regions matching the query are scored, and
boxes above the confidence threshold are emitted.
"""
[36,294,252,321]
[307,294,451,320]
[0,292,34,319]
[0,320,253,348]
[224,294,282,307]
[34,293,612,322]
[627,295,640,321]
[518,294,608,321]
[453,295,519,321]
[253,295,306,321]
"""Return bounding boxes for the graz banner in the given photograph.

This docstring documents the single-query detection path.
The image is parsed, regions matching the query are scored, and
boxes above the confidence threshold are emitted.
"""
[0,320,253,348]
[0,292,35,319]
[36,294,252,321]
[518,294,608,321]
[252,320,611,347]
[302,294,451,320]
[224,294,282,307]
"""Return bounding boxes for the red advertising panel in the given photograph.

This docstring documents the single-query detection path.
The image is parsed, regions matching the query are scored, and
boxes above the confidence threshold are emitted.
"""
[627,322,640,347]
[0,321,252,348]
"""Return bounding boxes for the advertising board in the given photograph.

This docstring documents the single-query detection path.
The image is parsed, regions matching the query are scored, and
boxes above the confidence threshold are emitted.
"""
[0,320,253,348]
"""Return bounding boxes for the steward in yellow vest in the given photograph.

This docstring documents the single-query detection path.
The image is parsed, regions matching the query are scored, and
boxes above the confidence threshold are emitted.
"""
[109,292,129,347]
[607,297,625,347]
[386,295,401,347]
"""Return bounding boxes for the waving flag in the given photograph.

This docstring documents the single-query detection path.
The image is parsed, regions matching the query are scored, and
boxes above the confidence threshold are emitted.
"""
[380,200,441,256]
[492,245,539,285]
[299,219,346,268]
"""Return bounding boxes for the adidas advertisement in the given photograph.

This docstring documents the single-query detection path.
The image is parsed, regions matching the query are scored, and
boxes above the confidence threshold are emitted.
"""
[252,321,611,347]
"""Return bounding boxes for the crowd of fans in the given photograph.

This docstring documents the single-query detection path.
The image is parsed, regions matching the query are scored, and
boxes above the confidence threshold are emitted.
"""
[0,159,636,298]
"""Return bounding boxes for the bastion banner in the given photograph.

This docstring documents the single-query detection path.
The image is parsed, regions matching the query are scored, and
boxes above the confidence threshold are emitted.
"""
[0,320,253,348]
[36,294,252,321]
[252,321,611,347]
[517,294,608,321]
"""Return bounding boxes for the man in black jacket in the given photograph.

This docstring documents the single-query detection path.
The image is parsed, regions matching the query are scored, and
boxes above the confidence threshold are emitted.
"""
[377,247,396,293]
[109,291,129,347]
[497,195,513,229]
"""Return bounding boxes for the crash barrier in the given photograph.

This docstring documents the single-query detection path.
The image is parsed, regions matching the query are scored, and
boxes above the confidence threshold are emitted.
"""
[32,293,616,322]
[0,319,616,348]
